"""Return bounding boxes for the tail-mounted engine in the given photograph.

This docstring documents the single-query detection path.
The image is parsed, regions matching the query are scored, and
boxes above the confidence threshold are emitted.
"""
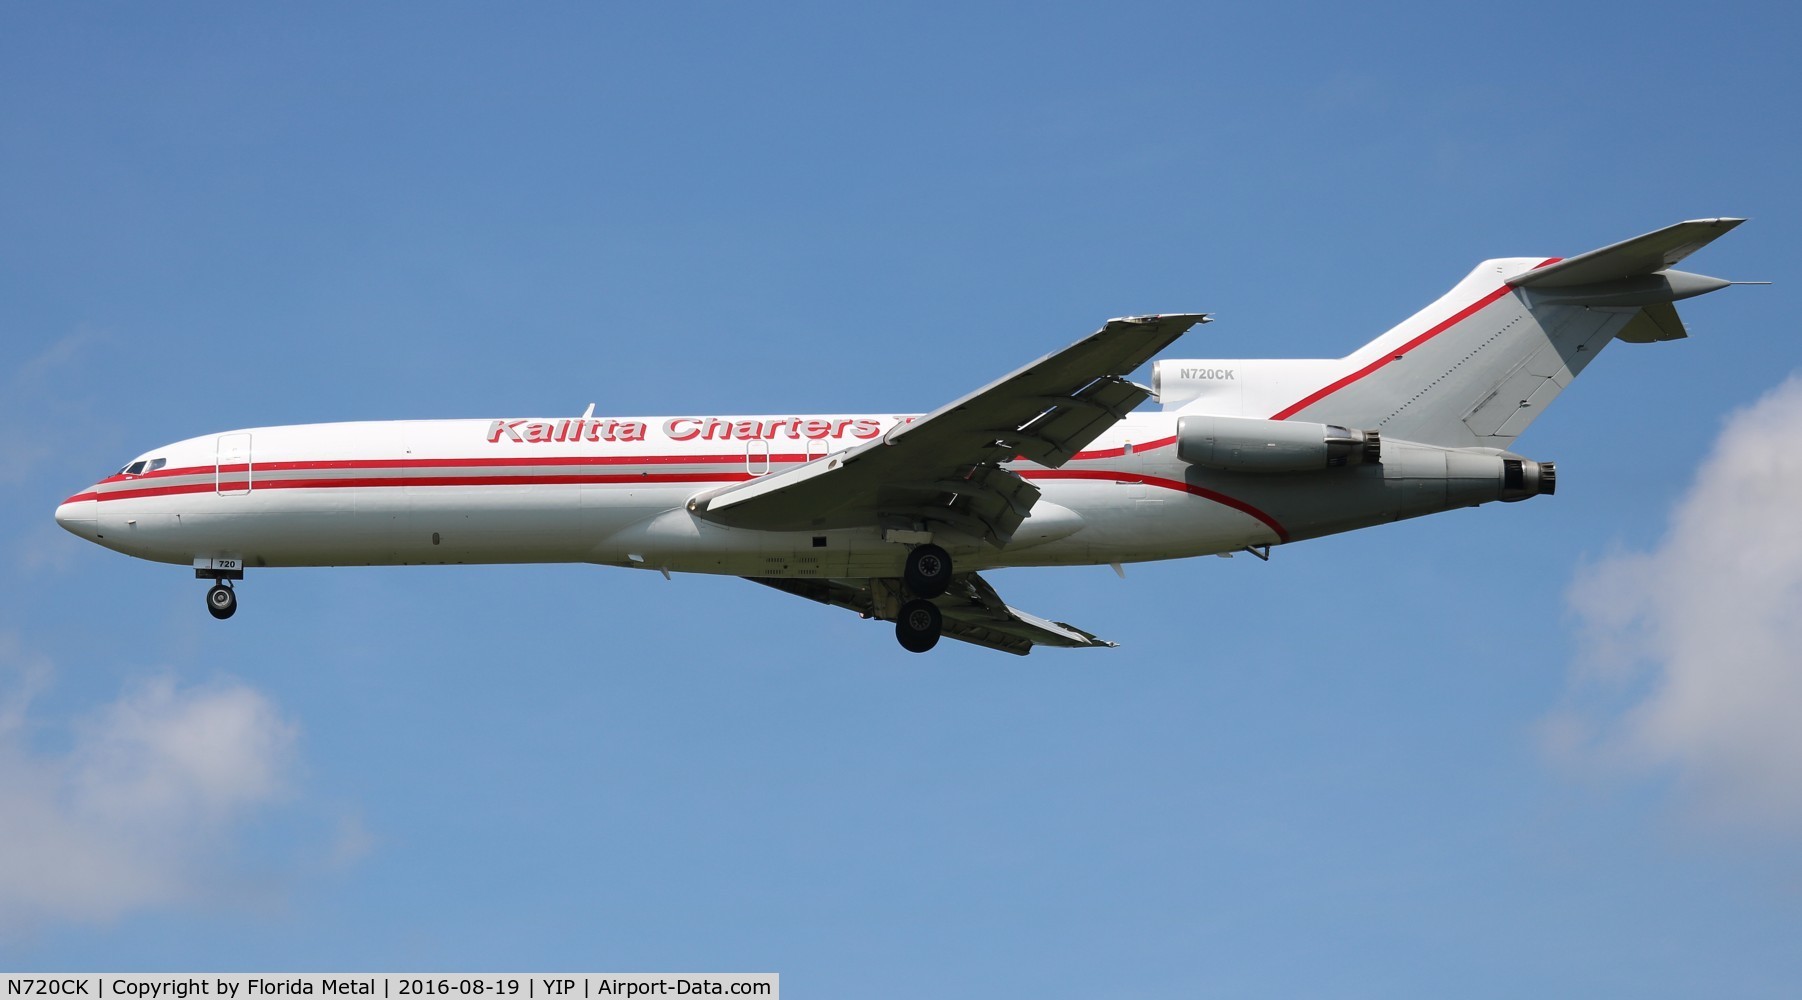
[1176,415,1381,473]
[1501,457,1556,501]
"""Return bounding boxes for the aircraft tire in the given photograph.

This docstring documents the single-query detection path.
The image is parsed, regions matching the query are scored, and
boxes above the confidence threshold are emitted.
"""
[895,598,942,653]
[206,583,237,620]
[904,543,953,598]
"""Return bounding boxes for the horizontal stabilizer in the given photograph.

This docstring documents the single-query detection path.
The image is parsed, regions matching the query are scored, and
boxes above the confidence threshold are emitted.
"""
[1509,218,1743,288]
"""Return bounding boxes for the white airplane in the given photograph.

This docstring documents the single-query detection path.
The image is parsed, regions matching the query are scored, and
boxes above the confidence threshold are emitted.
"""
[55,219,1748,654]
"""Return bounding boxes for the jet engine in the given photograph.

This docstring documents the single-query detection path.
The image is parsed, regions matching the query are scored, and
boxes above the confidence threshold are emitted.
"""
[1176,415,1381,473]
[1500,457,1555,501]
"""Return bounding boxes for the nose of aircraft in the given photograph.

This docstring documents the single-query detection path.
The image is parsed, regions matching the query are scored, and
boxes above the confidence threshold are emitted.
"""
[55,492,99,540]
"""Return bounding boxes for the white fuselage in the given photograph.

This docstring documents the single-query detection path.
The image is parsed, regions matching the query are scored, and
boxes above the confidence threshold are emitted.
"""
[54,411,1294,580]
[47,219,1743,651]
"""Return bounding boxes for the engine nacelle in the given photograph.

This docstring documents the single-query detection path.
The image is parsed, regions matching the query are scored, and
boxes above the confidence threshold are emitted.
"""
[1176,415,1381,473]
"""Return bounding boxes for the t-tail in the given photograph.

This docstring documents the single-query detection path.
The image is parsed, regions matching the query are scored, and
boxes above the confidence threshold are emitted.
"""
[1155,218,1748,450]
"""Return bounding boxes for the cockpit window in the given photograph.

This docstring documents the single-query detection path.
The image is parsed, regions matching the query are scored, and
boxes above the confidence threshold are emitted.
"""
[113,457,166,477]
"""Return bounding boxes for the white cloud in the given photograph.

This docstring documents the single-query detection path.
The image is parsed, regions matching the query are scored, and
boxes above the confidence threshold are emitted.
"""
[1550,374,1802,832]
[0,635,301,934]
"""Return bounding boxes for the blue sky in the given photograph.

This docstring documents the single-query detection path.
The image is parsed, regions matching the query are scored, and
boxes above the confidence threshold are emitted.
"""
[3,2,1800,995]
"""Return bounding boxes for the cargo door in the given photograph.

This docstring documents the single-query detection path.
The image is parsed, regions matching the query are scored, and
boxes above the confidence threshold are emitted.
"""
[216,433,252,496]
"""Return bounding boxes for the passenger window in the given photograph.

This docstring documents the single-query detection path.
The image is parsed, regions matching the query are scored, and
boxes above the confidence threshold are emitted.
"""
[146,458,167,473]
[125,461,147,476]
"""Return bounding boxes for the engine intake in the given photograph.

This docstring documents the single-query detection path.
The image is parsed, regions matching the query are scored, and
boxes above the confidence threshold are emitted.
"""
[1176,415,1381,473]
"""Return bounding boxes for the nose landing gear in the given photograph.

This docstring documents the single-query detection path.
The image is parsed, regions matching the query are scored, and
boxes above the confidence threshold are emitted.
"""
[205,582,237,620]
[194,559,244,621]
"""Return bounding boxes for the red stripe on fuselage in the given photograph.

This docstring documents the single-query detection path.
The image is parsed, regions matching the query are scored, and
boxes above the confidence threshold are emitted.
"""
[1073,435,1178,460]
[1021,468,1289,542]
[98,451,770,485]
[88,433,1187,498]
[1268,258,1560,421]
[90,470,763,502]
[87,457,1286,542]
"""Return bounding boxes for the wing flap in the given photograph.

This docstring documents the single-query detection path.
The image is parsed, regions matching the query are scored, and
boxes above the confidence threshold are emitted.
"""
[931,465,1042,543]
[1009,375,1152,465]
[937,572,1115,653]
[695,313,1207,540]
[745,572,1115,655]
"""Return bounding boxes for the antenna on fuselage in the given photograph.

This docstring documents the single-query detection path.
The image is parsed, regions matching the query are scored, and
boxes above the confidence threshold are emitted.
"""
[581,403,595,419]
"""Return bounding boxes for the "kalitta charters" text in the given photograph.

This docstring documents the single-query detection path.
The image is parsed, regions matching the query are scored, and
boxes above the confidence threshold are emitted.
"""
[485,416,887,445]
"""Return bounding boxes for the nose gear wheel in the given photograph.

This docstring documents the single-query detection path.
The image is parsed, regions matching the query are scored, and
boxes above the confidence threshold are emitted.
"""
[206,583,237,620]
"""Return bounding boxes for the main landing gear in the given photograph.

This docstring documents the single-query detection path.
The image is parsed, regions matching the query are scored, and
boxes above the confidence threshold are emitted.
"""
[894,543,953,653]
[206,582,237,620]
[895,598,942,653]
[904,543,952,598]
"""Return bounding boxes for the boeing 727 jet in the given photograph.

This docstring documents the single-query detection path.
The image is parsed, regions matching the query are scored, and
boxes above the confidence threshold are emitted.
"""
[55,219,1748,653]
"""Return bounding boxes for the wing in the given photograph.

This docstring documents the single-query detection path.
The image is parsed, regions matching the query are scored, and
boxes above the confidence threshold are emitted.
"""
[748,574,1115,656]
[690,314,1208,546]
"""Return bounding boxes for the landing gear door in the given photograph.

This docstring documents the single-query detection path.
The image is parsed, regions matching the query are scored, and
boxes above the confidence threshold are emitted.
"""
[216,433,252,496]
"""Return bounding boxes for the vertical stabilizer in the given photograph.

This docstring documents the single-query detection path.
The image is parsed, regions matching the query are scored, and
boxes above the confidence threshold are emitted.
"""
[1157,219,1745,449]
